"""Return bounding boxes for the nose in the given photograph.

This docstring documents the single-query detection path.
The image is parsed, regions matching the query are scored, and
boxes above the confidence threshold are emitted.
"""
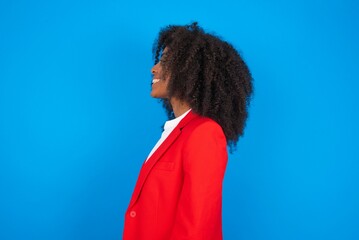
[151,62,159,74]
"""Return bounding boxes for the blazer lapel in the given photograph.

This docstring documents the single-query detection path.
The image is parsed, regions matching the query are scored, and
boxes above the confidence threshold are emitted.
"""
[128,110,199,208]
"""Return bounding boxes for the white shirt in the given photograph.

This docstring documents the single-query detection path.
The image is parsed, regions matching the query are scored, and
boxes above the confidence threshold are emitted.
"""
[145,109,192,162]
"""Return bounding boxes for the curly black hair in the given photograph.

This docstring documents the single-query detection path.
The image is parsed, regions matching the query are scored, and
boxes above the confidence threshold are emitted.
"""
[152,22,253,150]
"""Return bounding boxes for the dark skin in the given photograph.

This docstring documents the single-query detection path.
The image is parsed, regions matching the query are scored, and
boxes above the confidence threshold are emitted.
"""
[152,23,253,151]
[151,48,190,118]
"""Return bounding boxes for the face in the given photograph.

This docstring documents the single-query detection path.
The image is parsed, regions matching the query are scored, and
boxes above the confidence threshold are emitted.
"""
[150,50,170,99]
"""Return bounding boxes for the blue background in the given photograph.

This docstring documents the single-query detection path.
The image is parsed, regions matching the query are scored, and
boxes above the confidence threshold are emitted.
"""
[0,0,358,239]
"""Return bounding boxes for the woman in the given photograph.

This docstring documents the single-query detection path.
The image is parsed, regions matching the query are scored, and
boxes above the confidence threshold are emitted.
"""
[123,22,253,240]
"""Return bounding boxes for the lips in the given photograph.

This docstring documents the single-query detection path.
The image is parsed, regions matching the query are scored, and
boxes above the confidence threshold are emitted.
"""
[152,78,160,84]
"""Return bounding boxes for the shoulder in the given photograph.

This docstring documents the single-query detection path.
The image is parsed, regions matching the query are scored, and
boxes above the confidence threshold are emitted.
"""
[182,113,226,144]
[180,113,228,171]
[190,116,222,131]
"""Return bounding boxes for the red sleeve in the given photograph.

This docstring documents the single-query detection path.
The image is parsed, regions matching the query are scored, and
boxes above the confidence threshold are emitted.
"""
[170,120,228,240]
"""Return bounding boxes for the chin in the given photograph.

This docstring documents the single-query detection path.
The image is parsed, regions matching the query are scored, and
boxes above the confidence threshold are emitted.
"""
[150,92,156,98]
[150,91,166,99]
[150,92,160,98]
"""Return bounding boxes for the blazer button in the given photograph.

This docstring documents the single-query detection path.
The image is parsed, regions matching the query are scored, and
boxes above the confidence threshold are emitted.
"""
[130,211,136,218]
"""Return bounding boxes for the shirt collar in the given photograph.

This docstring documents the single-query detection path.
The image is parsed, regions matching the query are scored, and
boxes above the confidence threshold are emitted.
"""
[163,109,192,131]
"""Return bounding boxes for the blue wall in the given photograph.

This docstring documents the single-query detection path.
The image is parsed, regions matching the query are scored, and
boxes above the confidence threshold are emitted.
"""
[0,0,358,239]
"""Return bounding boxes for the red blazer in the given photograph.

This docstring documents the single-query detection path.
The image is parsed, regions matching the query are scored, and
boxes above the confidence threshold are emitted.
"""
[123,110,228,240]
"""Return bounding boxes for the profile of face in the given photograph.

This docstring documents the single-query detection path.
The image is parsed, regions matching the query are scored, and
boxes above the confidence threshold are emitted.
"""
[150,50,170,99]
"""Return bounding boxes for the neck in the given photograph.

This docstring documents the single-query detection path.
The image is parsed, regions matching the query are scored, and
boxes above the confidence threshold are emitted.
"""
[170,98,191,118]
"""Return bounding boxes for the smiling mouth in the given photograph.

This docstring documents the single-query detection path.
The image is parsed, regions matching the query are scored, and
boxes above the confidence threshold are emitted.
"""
[152,79,160,84]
